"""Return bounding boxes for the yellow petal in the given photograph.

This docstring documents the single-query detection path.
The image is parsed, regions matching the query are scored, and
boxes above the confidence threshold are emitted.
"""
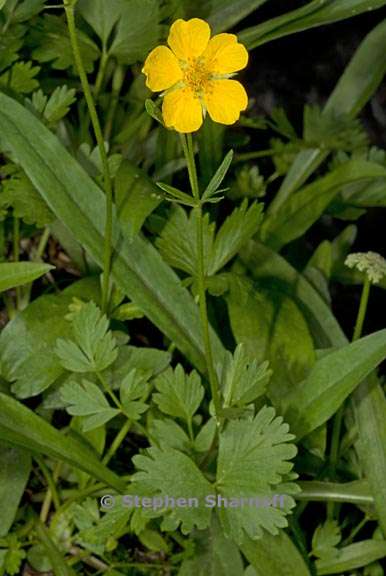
[142,46,183,92]
[168,18,210,61]
[162,87,203,133]
[204,33,249,74]
[204,79,248,125]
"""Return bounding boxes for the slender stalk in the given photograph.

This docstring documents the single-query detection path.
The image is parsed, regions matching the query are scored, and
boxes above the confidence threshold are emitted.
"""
[102,419,131,465]
[94,48,109,98]
[328,276,372,518]
[180,134,222,422]
[35,457,61,522]
[104,64,124,141]
[352,276,371,342]
[13,214,20,309]
[64,3,113,313]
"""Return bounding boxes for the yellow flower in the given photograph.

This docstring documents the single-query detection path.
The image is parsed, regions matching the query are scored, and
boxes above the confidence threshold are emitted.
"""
[142,18,249,133]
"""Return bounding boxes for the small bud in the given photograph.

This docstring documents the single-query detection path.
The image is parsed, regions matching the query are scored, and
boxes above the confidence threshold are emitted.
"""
[345,251,386,284]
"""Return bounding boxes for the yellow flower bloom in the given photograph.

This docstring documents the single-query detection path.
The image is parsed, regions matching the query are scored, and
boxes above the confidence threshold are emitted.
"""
[142,18,249,133]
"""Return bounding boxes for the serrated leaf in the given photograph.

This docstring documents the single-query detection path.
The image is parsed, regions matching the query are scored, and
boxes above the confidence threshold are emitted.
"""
[216,406,298,544]
[132,447,212,533]
[157,201,262,278]
[0,278,101,398]
[221,344,271,409]
[119,368,149,420]
[30,14,99,72]
[209,200,263,275]
[0,172,54,228]
[312,520,341,560]
[55,301,118,373]
[0,60,40,94]
[36,85,76,125]
[153,365,204,426]
[156,205,214,276]
[149,418,191,453]
[194,418,217,453]
[303,105,368,151]
[61,379,119,431]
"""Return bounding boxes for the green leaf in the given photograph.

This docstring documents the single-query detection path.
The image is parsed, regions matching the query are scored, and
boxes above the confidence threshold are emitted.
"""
[303,105,368,151]
[0,167,55,227]
[119,368,149,420]
[0,392,125,492]
[0,262,53,292]
[241,531,311,576]
[61,379,119,431]
[226,276,315,411]
[0,60,40,93]
[153,365,204,425]
[216,406,298,544]
[55,301,118,373]
[132,447,213,533]
[29,85,76,125]
[0,91,225,377]
[0,443,31,536]
[178,515,244,575]
[268,19,386,214]
[209,200,263,275]
[201,150,233,202]
[77,0,124,45]
[115,160,162,237]
[157,201,262,277]
[316,540,386,575]
[0,278,101,398]
[149,418,191,453]
[221,344,271,409]
[262,160,386,250]
[312,520,341,560]
[239,240,386,534]
[108,0,159,64]
[30,14,99,72]
[285,329,386,439]
[239,1,386,50]
[208,0,269,33]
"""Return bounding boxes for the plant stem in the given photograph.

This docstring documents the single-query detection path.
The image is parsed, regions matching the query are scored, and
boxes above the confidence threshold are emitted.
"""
[64,4,113,313]
[13,214,20,309]
[96,371,122,409]
[180,134,222,422]
[102,419,131,465]
[328,276,372,518]
[94,48,109,98]
[352,276,371,342]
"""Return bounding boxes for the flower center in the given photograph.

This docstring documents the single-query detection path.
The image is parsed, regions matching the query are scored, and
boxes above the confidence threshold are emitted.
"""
[183,58,210,94]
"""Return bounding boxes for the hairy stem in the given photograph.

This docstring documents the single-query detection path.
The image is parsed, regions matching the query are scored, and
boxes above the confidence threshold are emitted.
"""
[64,4,113,313]
[180,133,222,422]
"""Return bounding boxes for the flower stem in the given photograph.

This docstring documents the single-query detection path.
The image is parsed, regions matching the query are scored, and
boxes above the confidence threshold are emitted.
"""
[64,4,113,313]
[102,419,131,465]
[180,134,222,422]
[328,275,372,518]
[352,276,371,342]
